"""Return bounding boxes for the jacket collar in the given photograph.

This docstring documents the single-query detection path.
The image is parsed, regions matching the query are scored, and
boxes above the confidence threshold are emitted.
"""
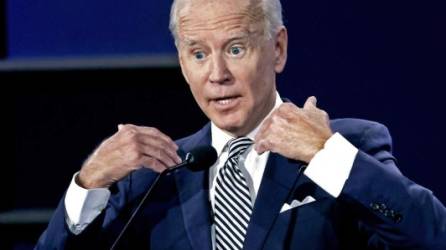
[174,123,214,250]
[243,152,307,250]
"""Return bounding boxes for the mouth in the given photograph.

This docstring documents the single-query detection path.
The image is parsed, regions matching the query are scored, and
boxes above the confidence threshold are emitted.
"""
[210,95,241,111]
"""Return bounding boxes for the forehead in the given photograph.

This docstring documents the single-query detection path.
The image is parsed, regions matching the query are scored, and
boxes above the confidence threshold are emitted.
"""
[178,0,264,41]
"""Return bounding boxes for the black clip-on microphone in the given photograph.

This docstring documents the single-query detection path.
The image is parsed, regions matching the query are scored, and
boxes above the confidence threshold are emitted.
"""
[110,145,217,250]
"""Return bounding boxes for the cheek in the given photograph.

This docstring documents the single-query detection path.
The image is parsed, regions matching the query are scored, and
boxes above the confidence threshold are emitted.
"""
[182,62,208,99]
[189,81,207,109]
[239,61,272,98]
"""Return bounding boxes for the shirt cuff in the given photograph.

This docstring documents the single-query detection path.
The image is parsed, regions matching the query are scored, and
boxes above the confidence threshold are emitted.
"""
[64,172,110,235]
[304,132,358,198]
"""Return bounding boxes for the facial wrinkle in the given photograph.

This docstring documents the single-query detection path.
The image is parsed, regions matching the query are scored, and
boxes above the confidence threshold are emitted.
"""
[178,0,266,36]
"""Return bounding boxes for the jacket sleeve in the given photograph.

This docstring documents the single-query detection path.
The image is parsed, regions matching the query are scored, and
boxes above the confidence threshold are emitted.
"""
[34,169,158,250]
[340,121,446,249]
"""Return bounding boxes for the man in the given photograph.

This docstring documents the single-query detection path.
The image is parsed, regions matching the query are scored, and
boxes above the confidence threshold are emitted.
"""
[36,0,446,249]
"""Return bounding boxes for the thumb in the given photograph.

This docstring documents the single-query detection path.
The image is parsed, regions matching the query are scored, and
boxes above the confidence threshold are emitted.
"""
[303,96,317,109]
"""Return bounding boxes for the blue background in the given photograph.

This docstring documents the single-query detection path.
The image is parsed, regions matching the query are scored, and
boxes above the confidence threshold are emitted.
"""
[6,0,446,210]
[3,0,446,248]
[7,0,175,57]
[6,0,446,207]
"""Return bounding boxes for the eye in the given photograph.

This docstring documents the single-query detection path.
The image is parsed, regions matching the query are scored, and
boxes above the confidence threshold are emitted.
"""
[193,51,205,60]
[229,45,245,57]
[231,47,241,55]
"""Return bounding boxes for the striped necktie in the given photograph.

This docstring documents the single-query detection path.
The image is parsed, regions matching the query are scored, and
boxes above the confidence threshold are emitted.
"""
[214,137,253,250]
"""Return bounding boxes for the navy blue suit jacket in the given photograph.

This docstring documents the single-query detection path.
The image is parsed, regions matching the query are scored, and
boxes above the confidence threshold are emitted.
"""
[36,118,446,249]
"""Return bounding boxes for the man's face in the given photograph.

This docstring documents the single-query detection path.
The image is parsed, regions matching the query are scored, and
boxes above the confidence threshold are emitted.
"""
[177,0,287,136]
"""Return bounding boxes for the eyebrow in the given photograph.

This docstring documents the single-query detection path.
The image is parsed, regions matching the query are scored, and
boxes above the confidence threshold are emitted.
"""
[181,31,252,47]
[182,38,199,47]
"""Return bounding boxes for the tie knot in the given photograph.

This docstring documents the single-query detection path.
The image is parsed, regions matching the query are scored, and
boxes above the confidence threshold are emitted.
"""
[227,137,253,159]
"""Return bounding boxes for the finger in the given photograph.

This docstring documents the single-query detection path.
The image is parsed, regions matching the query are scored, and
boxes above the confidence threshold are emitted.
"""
[303,96,317,109]
[254,140,265,154]
[140,155,168,173]
[142,146,177,167]
[139,138,182,165]
[118,124,124,130]
[139,126,179,152]
[255,112,274,142]
[254,125,268,149]
[255,109,286,153]
[118,124,180,164]
[125,124,178,152]
[254,138,271,155]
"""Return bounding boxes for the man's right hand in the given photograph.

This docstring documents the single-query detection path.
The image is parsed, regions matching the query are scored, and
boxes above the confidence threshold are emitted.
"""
[77,124,182,189]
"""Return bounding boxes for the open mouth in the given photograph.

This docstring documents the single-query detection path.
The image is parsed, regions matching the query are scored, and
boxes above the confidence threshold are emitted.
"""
[211,95,241,110]
[216,96,237,104]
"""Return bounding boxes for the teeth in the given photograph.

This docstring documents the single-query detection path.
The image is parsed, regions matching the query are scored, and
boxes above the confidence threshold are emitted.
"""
[217,98,232,105]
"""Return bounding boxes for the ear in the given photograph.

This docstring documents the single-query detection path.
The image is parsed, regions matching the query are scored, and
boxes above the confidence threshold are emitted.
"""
[273,26,288,73]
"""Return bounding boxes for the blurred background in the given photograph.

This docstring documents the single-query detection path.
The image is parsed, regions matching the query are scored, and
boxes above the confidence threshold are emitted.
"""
[2,0,445,249]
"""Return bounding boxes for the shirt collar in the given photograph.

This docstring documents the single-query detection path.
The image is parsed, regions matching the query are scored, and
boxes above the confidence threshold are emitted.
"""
[211,91,283,156]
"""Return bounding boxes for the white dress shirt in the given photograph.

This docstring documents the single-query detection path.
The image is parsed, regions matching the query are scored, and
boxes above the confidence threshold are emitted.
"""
[64,92,358,236]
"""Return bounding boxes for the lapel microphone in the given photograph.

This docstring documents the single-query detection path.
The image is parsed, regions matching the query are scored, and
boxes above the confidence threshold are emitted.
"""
[110,145,217,250]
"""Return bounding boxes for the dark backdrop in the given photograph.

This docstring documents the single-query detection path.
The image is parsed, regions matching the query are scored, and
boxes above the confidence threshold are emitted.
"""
[2,0,445,248]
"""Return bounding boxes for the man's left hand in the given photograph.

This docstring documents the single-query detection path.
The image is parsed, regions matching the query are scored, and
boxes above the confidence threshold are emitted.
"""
[254,96,333,163]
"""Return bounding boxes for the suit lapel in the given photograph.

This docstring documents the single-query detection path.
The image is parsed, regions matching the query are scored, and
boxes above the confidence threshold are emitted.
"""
[243,153,306,250]
[173,122,311,250]
[174,123,213,250]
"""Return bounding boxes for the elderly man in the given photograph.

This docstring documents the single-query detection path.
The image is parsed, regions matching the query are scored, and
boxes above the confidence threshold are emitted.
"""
[36,0,446,249]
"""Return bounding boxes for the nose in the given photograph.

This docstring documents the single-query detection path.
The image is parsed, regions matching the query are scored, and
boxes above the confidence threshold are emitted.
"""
[209,54,231,84]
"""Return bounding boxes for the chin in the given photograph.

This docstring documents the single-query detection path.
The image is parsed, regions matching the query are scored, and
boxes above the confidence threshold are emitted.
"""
[208,108,250,133]
[213,117,242,133]
[218,120,252,136]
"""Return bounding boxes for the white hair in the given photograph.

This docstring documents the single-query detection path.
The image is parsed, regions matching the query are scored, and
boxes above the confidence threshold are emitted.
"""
[169,0,283,46]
